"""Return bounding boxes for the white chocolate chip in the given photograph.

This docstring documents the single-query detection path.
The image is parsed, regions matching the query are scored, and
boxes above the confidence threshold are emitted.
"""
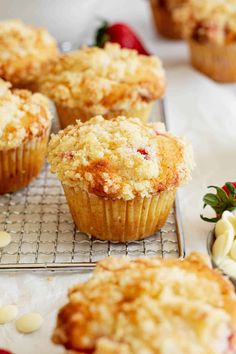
[15,313,43,334]
[0,231,11,248]
[215,218,234,238]
[218,256,236,278]
[0,305,18,324]
[222,210,236,234]
[230,240,236,261]
[212,231,234,263]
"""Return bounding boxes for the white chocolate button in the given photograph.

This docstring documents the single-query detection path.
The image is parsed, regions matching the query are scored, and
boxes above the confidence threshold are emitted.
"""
[230,240,236,261]
[0,231,11,248]
[0,305,18,324]
[215,218,234,238]
[212,231,234,263]
[218,256,236,278]
[15,313,43,334]
[222,211,236,234]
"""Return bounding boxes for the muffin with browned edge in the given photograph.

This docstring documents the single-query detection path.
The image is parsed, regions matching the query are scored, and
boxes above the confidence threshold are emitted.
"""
[150,0,187,39]
[38,43,166,128]
[52,253,236,354]
[48,115,193,242]
[174,0,236,82]
[0,79,52,194]
[0,19,58,90]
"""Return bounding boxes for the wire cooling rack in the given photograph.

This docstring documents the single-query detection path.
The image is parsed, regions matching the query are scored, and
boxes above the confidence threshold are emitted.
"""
[0,100,185,271]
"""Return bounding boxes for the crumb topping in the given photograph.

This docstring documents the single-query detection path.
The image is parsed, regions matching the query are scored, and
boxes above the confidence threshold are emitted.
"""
[0,19,58,84]
[48,116,193,200]
[52,253,236,354]
[0,79,52,149]
[174,0,236,44]
[38,43,166,114]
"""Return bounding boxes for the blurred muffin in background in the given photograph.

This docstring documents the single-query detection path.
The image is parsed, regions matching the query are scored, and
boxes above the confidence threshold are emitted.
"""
[0,19,58,90]
[150,0,187,39]
[38,43,166,128]
[48,115,193,242]
[0,79,52,194]
[174,0,236,82]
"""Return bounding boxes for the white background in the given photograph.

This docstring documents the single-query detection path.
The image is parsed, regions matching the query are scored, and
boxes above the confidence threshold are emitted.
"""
[1,0,236,353]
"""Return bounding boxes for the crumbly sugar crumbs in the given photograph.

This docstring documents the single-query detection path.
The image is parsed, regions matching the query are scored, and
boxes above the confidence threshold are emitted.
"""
[48,115,194,200]
[0,79,52,149]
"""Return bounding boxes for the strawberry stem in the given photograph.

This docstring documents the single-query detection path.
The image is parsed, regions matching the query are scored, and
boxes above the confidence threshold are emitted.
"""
[200,183,236,222]
[95,20,110,47]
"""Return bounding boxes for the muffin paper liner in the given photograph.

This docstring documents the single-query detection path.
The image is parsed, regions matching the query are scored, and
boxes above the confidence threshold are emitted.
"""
[56,102,153,128]
[189,40,236,83]
[150,0,183,40]
[63,185,176,242]
[0,128,50,194]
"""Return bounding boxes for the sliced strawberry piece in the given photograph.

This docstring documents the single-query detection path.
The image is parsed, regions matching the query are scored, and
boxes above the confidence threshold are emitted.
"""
[228,333,236,353]
[0,350,13,354]
[137,148,150,160]
[95,21,149,55]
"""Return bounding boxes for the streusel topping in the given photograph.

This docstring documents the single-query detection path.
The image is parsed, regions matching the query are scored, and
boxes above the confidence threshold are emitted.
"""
[174,0,236,44]
[0,19,58,84]
[52,253,236,354]
[38,43,166,114]
[0,79,52,150]
[48,116,193,200]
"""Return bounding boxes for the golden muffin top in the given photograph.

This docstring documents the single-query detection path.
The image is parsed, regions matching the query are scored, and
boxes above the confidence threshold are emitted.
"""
[47,116,193,200]
[174,0,236,44]
[52,253,236,354]
[38,43,166,114]
[0,19,58,85]
[0,79,52,150]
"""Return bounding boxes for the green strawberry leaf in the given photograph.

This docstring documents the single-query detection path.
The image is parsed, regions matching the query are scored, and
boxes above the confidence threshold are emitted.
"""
[200,214,220,222]
[201,184,236,223]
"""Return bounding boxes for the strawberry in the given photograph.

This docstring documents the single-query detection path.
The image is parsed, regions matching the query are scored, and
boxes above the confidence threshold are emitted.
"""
[201,182,236,222]
[0,350,12,354]
[95,21,149,55]
[222,182,236,196]
[137,148,150,160]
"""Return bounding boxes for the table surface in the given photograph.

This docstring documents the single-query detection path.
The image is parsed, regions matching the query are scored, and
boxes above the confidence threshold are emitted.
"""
[1,0,236,353]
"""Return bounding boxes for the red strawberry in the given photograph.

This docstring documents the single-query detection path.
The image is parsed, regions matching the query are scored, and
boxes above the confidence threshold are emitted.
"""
[0,350,13,354]
[222,182,236,196]
[137,148,150,160]
[95,21,149,55]
[201,182,236,222]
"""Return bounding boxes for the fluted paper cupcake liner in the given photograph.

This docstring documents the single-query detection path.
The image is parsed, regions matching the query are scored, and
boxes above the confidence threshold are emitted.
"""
[56,102,153,128]
[0,128,50,194]
[189,40,236,83]
[150,0,183,40]
[63,185,176,242]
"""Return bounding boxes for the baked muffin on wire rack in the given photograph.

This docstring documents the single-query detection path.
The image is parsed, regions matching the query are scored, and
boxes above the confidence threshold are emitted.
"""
[48,115,193,242]
[39,43,166,128]
[0,79,52,194]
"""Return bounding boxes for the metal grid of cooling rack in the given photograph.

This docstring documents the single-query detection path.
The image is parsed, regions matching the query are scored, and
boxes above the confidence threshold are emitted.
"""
[0,100,185,271]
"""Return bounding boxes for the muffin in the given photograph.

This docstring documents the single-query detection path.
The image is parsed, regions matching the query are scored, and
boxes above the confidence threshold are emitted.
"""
[174,0,236,82]
[48,115,193,242]
[0,19,58,90]
[150,0,187,39]
[0,79,52,194]
[52,253,236,354]
[38,43,166,128]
